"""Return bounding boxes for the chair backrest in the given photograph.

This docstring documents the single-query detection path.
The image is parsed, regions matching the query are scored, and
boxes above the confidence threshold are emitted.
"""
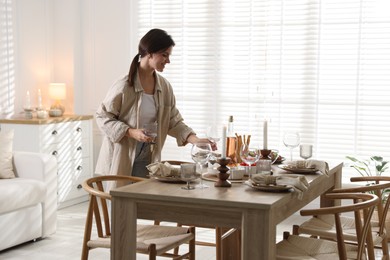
[332,176,390,235]
[81,175,145,260]
[300,193,378,260]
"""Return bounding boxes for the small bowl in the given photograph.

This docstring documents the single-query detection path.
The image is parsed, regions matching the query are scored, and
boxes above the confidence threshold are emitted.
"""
[49,109,63,117]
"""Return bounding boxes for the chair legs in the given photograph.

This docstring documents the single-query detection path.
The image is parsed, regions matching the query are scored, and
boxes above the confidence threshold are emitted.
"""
[381,237,389,260]
[188,226,196,260]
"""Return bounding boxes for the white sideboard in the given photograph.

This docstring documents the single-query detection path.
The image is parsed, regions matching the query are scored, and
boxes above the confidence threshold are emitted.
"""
[0,115,94,209]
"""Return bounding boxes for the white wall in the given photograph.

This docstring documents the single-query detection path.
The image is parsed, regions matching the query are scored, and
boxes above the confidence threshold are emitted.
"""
[13,0,138,170]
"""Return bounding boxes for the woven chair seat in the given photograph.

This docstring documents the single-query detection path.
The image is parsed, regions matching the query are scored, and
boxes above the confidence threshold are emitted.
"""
[277,234,365,260]
[87,225,194,255]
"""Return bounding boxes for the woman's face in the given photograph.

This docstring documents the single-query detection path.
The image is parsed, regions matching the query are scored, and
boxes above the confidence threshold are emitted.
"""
[149,46,173,72]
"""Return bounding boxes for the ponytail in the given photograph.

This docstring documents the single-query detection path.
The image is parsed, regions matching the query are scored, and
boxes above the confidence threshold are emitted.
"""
[128,54,140,86]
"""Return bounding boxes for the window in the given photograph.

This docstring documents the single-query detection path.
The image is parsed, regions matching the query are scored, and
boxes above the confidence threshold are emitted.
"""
[137,0,390,163]
[0,0,15,116]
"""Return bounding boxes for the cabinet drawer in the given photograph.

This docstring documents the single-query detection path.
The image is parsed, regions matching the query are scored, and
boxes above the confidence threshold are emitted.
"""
[39,120,90,145]
[42,137,90,162]
[57,158,91,203]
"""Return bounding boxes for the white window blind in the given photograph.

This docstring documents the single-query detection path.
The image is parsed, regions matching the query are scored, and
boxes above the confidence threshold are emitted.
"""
[0,0,14,116]
[137,0,390,163]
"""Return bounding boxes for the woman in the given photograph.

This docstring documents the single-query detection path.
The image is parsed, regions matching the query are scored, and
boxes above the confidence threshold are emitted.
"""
[95,28,214,181]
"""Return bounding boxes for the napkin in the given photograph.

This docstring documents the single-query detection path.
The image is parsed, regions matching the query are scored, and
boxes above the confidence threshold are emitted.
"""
[251,174,310,199]
[146,162,181,177]
[287,159,329,176]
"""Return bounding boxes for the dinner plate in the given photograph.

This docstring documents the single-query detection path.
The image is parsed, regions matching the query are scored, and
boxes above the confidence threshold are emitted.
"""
[152,173,201,183]
[244,180,292,192]
[153,176,186,183]
[202,173,249,183]
[278,164,318,174]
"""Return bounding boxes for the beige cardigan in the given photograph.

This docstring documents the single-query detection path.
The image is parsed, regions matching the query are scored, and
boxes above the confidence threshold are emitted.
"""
[95,72,195,177]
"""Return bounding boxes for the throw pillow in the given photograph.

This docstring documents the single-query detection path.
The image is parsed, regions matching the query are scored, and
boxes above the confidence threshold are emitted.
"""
[0,129,15,178]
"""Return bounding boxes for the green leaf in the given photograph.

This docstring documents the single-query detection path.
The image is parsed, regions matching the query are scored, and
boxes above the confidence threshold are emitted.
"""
[371,156,383,162]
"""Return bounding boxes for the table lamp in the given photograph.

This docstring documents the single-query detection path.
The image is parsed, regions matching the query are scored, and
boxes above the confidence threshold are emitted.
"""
[49,83,66,117]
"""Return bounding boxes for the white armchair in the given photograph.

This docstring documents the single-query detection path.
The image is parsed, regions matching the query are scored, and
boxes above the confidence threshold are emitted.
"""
[0,151,57,251]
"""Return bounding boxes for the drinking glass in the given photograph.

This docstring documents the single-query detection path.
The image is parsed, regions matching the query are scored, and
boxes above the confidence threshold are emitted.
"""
[180,164,197,190]
[240,144,260,179]
[143,122,158,144]
[206,124,222,163]
[206,124,222,143]
[283,132,300,161]
[191,143,212,189]
[300,144,313,160]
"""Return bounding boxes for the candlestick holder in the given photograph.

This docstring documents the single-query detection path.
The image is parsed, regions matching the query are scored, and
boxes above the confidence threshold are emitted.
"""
[260,149,271,160]
[23,108,34,119]
[215,157,232,187]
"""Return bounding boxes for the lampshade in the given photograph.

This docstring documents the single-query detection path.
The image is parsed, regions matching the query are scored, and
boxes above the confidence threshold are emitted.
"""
[49,83,66,100]
[49,83,66,117]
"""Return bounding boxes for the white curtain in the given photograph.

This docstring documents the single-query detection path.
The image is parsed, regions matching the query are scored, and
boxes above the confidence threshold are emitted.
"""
[137,0,390,163]
[0,0,14,116]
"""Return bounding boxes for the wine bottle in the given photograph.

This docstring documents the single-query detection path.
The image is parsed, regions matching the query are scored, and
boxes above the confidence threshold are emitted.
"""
[226,115,237,164]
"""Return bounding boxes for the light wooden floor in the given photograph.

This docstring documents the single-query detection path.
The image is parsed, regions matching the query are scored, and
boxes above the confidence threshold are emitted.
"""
[0,200,387,259]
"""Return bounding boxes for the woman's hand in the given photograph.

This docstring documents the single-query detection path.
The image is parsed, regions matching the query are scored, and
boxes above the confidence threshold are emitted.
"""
[187,135,218,151]
[127,128,153,143]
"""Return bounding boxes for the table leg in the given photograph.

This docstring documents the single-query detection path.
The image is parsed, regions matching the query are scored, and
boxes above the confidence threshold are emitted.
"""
[220,228,241,260]
[321,165,343,207]
[111,197,137,260]
[241,209,275,260]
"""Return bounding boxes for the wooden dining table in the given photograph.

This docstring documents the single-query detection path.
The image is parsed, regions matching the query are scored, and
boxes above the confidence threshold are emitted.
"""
[110,162,343,260]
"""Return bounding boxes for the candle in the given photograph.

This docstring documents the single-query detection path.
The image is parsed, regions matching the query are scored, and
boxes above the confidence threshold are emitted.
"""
[37,89,42,108]
[221,125,227,158]
[263,119,268,150]
[25,91,31,109]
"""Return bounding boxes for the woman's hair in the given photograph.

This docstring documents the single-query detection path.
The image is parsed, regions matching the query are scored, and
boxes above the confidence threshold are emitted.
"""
[128,28,175,86]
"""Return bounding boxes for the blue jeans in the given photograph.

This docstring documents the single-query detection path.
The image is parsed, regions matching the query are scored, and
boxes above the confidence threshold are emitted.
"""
[131,142,152,178]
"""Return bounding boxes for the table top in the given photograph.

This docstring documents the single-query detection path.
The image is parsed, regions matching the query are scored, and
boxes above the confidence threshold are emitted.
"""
[111,161,343,212]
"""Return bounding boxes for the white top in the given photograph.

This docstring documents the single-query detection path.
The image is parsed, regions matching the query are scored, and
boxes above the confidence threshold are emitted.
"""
[139,93,157,128]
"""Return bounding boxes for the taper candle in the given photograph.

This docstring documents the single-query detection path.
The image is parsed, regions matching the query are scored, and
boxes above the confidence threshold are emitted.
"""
[221,125,227,158]
[263,119,268,149]
[37,89,42,108]
[25,91,31,109]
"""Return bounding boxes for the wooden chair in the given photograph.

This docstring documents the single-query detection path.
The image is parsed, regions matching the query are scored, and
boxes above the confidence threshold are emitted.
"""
[292,176,390,260]
[157,160,237,260]
[277,192,379,259]
[81,175,196,260]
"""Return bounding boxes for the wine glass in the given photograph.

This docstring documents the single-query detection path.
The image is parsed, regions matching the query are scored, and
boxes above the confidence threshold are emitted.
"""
[283,132,300,161]
[180,163,197,190]
[143,122,158,144]
[300,144,313,160]
[206,124,222,164]
[191,142,212,189]
[240,144,260,179]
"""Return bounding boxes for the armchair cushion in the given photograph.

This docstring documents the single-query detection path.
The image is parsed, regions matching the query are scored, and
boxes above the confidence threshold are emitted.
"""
[0,178,46,214]
[0,129,15,179]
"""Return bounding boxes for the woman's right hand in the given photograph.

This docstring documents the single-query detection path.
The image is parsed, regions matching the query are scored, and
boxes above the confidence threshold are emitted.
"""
[127,128,153,143]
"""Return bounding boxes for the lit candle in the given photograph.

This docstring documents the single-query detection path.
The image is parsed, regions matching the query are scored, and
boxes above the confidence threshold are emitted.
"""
[37,89,42,108]
[221,125,227,158]
[263,119,268,150]
[25,91,31,109]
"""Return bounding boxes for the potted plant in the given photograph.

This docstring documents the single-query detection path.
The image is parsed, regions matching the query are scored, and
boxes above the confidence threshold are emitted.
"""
[346,155,390,240]
[346,155,389,177]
